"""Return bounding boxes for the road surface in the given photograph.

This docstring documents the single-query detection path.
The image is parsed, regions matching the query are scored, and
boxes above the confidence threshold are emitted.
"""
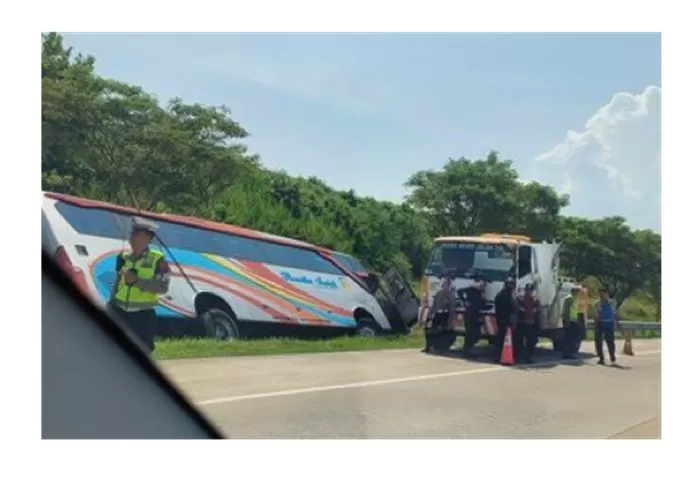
[160,339,661,439]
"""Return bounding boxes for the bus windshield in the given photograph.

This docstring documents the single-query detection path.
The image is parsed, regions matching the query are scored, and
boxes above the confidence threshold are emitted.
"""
[331,252,368,275]
[427,241,514,282]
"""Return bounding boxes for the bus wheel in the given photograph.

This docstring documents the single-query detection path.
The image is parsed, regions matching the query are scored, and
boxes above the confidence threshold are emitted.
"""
[201,308,240,341]
[356,319,381,338]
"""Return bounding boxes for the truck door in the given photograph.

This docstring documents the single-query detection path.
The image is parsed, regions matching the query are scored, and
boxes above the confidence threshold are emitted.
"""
[381,267,420,329]
[532,243,563,330]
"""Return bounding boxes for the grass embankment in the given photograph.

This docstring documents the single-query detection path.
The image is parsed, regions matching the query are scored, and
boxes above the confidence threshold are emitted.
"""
[155,326,659,360]
[155,332,425,360]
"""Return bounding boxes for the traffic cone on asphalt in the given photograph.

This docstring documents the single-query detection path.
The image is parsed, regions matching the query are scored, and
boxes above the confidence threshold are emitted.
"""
[500,327,515,365]
[623,330,634,356]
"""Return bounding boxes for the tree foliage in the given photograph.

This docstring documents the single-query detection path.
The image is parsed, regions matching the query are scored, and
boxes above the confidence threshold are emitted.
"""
[559,216,661,311]
[405,151,569,240]
[41,33,661,313]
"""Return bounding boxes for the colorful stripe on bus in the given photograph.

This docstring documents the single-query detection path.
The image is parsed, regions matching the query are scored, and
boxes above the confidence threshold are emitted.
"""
[89,249,357,328]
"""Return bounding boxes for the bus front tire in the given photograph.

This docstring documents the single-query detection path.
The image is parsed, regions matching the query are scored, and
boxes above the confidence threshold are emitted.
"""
[201,308,240,341]
[356,319,381,338]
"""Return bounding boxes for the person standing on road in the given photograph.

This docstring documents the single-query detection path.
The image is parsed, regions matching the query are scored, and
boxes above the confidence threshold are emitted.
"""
[108,219,171,355]
[493,278,518,363]
[595,287,619,365]
[459,274,487,358]
[561,286,582,359]
[423,272,457,354]
[516,284,540,364]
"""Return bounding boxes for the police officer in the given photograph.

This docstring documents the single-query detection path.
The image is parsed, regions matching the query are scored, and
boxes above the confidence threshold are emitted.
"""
[516,284,540,364]
[459,274,487,358]
[561,285,582,359]
[493,278,518,363]
[108,219,171,354]
[423,272,457,354]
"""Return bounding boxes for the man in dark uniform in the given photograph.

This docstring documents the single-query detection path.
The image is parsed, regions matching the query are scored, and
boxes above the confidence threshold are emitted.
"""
[493,278,518,363]
[108,219,171,354]
[516,284,540,364]
[459,275,487,357]
[423,272,457,354]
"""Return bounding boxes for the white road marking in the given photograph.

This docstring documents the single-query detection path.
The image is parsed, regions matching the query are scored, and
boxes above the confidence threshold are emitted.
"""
[197,349,661,406]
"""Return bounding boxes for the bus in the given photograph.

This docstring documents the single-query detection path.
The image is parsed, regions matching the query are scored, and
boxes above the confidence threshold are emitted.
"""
[41,191,414,340]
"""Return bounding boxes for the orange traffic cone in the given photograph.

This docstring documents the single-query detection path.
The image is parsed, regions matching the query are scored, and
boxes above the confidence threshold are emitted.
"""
[623,330,634,356]
[500,327,515,365]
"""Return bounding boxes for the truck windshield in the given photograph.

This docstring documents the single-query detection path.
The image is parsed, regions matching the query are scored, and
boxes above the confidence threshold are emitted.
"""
[427,242,514,282]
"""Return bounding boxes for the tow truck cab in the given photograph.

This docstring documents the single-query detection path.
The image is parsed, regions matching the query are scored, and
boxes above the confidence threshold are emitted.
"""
[419,234,564,340]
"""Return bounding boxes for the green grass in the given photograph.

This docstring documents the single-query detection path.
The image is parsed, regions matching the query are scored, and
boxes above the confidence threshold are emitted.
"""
[155,332,425,360]
[155,326,659,360]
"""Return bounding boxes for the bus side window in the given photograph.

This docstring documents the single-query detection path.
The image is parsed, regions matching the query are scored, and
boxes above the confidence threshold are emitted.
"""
[55,202,127,240]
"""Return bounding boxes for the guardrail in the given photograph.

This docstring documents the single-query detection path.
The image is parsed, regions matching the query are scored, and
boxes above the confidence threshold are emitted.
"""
[585,320,660,330]
[584,319,661,338]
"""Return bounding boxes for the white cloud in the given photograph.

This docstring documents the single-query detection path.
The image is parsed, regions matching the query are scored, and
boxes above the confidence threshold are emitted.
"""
[533,85,660,231]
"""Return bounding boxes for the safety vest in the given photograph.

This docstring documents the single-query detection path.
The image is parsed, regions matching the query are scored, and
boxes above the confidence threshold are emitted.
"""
[112,249,164,312]
[570,297,580,319]
[564,294,579,321]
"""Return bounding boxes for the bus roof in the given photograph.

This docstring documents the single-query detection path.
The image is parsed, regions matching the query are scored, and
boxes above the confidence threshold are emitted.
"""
[434,234,532,246]
[44,192,323,253]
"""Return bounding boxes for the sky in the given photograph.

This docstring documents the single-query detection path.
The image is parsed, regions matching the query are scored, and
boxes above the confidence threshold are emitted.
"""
[60,33,661,232]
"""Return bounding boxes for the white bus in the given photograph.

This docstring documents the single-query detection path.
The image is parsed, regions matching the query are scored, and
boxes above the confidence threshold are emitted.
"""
[42,191,415,340]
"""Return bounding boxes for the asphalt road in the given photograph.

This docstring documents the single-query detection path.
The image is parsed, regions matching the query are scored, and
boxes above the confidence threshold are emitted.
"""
[160,339,661,439]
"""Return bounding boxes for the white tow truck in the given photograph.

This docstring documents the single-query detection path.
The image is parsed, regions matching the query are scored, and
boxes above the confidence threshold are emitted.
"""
[418,233,578,353]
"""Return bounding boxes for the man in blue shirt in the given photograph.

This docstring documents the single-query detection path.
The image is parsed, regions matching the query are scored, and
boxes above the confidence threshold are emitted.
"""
[595,288,619,365]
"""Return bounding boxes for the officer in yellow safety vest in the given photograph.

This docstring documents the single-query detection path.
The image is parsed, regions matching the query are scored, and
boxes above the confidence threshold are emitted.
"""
[561,286,584,359]
[108,219,171,354]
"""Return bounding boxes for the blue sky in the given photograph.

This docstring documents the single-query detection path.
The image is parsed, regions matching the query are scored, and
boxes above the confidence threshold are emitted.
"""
[61,33,661,231]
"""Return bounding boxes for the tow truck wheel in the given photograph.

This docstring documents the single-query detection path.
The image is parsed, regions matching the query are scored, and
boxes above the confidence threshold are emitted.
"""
[570,337,582,355]
[552,337,565,352]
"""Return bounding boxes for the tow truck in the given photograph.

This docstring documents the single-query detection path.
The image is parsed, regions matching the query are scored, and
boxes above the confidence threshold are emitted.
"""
[418,233,578,353]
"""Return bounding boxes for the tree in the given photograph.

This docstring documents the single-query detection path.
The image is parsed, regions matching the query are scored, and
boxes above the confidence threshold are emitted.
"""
[648,274,661,321]
[404,152,568,240]
[41,33,257,214]
[559,216,661,310]
[42,32,101,193]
